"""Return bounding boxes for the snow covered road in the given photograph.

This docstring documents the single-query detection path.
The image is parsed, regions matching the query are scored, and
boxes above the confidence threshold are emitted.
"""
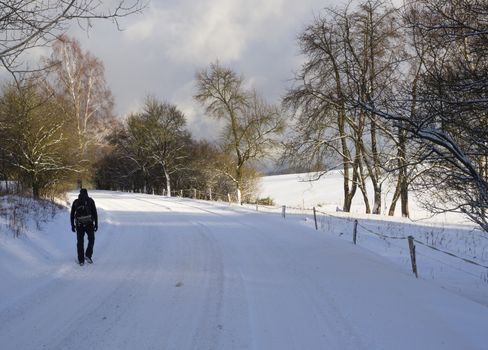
[1,191,487,349]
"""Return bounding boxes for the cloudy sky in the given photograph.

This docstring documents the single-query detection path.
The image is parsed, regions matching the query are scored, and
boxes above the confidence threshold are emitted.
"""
[42,0,342,140]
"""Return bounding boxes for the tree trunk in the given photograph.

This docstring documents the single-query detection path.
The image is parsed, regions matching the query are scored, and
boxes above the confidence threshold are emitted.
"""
[343,193,353,212]
[359,184,371,214]
[358,156,371,214]
[32,182,40,199]
[343,158,360,212]
[372,183,381,214]
[388,177,401,216]
[163,166,171,197]
[236,187,242,205]
[388,161,409,217]
[369,116,382,215]
[330,44,354,212]
[236,165,243,205]
[343,162,352,211]
[400,176,409,218]
[398,126,409,217]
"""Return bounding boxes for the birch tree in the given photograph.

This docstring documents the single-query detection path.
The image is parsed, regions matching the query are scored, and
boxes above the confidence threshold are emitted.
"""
[46,35,115,186]
[0,0,143,77]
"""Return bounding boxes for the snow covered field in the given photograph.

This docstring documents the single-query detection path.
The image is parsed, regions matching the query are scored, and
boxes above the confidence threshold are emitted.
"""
[1,190,487,349]
[258,171,470,222]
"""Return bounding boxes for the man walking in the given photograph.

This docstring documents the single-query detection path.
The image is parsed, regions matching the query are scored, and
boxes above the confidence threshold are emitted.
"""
[70,189,98,266]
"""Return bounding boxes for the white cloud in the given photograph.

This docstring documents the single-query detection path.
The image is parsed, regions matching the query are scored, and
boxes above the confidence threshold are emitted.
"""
[63,0,340,139]
[124,0,289,64]
[172,80,225,141]
[125,16,157,41]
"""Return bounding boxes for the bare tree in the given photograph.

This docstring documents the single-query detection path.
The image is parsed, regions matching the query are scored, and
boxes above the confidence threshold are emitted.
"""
[0,0,144,77]
[361,0,488,230]
[136,97,190,196]
[345,0,403,214]
[195,62,285,204]
[284,0,405,214]
[45,35,115,186]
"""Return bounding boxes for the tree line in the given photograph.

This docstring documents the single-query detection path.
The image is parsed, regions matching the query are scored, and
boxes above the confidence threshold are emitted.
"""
[94,62,285,203]
[0,0,487,231]
[0,37,284,203]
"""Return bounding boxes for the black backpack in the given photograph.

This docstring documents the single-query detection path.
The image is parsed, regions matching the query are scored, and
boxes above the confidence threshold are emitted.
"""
[75,201,92,225]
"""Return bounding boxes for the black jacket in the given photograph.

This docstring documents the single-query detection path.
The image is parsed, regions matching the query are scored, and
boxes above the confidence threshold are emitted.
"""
[70,192,98,228]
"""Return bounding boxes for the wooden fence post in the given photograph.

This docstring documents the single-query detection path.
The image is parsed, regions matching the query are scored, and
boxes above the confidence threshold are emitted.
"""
[282,205,286,218]
[313,207,318,230]
[353,220,358,245]
[408,236,418,278]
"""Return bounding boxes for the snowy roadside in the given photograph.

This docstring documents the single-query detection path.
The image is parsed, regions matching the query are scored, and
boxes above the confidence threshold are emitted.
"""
[257,172,488,306]
[0,196,68,307]
[0,194,102,308]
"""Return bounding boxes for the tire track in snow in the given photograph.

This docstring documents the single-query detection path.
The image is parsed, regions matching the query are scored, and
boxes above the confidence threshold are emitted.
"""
[166,198,366,349]
[140,199,255,349]
[86,196,363,348]
[98,195,246,349]
[187,221,225,350]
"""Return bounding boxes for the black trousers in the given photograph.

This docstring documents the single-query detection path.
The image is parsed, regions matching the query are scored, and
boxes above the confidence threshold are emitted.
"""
[76,224,95,263]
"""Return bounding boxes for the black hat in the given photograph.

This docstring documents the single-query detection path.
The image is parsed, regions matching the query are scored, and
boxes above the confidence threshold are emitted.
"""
[79,188,88,198]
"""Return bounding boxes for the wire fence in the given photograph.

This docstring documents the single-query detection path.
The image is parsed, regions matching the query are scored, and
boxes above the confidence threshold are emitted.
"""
[329,211,487,303]
[154,188,488,299]
[243,201,488,298]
